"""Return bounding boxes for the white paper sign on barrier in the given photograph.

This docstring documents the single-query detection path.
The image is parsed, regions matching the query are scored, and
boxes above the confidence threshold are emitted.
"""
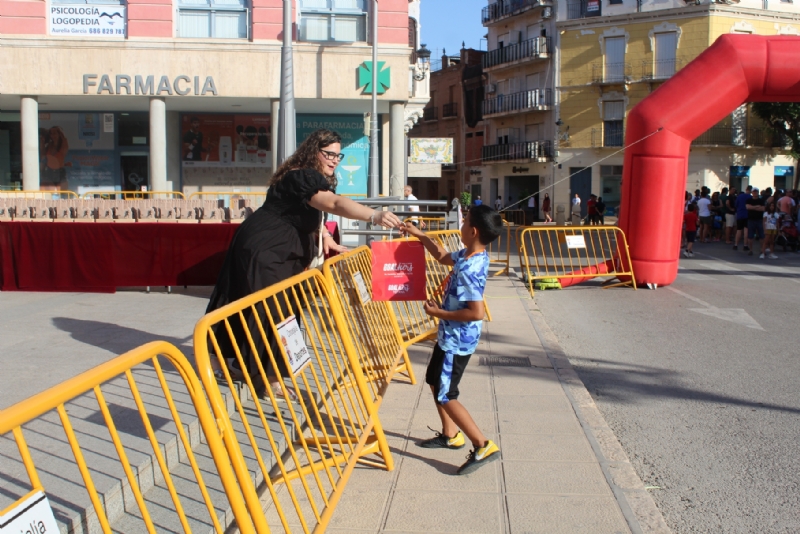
[276,316,312,376]
[565,235,587,249]
[0,491,59,533]
[352,272,371,304]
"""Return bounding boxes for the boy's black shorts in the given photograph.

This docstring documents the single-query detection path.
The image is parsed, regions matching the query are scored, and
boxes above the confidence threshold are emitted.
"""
[426,343,472,403]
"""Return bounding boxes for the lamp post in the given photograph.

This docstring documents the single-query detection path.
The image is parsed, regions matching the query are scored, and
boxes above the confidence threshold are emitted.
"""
[414,44,431,81]
[277,0,296,166]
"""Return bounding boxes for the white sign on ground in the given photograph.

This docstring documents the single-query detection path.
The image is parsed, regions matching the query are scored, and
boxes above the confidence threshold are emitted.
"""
[565,235,586,249]
[352,272,371,304]
[276,316,312,376]
[0,491,59,533]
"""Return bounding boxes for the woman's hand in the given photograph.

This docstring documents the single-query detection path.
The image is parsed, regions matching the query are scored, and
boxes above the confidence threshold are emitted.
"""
[373,210,403,229]
[323,235,348,255]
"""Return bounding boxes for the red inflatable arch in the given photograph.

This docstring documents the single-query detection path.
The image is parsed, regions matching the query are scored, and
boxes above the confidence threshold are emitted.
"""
[614,34,800,287]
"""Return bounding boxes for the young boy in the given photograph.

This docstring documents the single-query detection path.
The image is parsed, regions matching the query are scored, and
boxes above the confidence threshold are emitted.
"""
[683,203,698,258]
[402,205,504,475]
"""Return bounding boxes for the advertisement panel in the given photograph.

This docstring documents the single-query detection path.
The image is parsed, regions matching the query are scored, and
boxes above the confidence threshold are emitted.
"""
[48,5,126,38]
[297,114,369,197]
[408,138,454,164]
[37,113,117,189]
[181,114,272,189]
[585,0,601,17]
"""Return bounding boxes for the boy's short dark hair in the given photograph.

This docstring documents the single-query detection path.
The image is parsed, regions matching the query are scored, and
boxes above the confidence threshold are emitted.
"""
[468,205,504,245]
[687,203,696,212]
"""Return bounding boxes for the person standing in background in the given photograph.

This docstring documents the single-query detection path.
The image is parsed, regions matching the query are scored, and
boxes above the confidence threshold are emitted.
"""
[542,193,552,223]
[404,184,426,229]
[571,193,582,226]
[494,196,502,211]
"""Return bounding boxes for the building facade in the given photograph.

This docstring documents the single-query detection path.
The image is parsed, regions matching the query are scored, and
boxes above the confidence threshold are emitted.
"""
[407,47,485,202]
[0,0,431,196]
[476,0,558,217]
[555,0,799,217]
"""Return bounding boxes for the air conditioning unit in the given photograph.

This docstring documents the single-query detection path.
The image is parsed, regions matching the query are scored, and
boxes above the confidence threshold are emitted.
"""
[486,83,497,94]
[542,7,552,18]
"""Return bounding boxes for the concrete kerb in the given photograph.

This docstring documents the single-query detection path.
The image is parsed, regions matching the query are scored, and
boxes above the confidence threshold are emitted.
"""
[509,267,671,534]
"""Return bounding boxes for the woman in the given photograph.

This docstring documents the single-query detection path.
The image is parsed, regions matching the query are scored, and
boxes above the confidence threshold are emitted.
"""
[206,129,403,399]
[710,191,723,241]
[542,193,552,222]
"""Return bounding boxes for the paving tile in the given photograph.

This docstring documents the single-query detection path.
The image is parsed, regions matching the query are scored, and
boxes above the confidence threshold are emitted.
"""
[491,368,564,396]
[498,411,582,436]
[495,394,574,415]
[384,490,504,533]
[503,461,612,495]
[394,445,501,492]
[500,434,596,463]
[328,488,390,530]
[506,494,630,534]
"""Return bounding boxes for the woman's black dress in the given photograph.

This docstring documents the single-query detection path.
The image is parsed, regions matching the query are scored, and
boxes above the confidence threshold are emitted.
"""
[204,169,333,383]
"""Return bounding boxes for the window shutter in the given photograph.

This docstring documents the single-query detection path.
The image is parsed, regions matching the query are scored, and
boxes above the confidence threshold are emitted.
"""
[604,101,625,121]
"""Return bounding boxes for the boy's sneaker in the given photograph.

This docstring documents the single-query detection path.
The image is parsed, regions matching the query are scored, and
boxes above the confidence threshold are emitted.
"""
[457,440,500,475]
[682,250,689,258]
[418,429,465,449]
[768,254,779,259]
[688,251,694,258]
[759,253,765,259]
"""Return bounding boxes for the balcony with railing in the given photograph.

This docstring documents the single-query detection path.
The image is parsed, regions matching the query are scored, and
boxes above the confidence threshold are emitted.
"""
[483,88,553,117]
[691,127,785,148]
[482,0,552,24]
[591,125,624,148]
[482,140,553,163]
[567,0,601,20]
[641,58,685,81]
[423,107,438,122]
[442,102,458,119]
[591,62,632,84]
[483,37,551,70]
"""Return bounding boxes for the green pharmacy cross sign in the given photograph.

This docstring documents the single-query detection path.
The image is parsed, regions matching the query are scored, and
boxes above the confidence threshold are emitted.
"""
[358,61,391,95]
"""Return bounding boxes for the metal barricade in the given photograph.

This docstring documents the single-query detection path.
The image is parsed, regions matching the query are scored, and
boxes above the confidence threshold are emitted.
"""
[323,246,417,388]
[188,191,267,207]
[0,190,78,199]
[502,209,527,226]
[0,341,257,534]
[517,225,637,297]
[486,220,511,277]
[403,216,449,231]
[194,269,392,533]
[82,191,186,199]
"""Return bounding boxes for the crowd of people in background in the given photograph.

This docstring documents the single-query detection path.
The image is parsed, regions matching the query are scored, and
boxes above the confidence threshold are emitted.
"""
[682,185,800,259]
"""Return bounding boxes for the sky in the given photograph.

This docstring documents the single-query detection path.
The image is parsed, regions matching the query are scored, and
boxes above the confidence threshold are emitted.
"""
[420,0,487,63]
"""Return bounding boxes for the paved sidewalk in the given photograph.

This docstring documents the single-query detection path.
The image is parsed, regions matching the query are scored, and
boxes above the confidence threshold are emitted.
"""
[330,275,669,533]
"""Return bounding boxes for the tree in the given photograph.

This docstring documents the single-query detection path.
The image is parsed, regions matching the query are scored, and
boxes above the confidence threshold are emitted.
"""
[751,102,800,190]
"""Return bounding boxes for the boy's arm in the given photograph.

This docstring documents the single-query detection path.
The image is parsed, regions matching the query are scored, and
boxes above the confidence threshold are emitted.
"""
[401,223,455,266]
[424,299,484,322]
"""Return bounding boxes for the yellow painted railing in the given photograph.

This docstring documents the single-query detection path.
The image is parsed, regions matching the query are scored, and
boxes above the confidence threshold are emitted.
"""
[403,216,450,231]
[518,225,637,297]
[194,268,392,533]
[323,246,416,388]
[0,341,257,534]
[82,191,186,199]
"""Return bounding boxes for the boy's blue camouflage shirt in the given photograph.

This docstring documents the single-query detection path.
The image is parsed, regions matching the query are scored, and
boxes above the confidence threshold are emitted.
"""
[437,249,489,355]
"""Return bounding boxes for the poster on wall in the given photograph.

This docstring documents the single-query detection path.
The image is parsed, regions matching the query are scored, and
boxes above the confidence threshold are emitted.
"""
[37,113,117,189]
[408,138,454,164]
[181,114,272,189]
[49,5,126,38]
[296,114,369,197]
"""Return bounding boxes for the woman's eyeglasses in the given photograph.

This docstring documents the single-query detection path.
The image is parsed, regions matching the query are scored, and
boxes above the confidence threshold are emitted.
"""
[320,150,345,162]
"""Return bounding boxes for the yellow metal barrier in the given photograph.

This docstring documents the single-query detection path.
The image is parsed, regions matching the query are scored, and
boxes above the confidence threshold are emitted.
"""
[0,190,78,199]
[189,191,267,205]
[323,246,416,387]
[518,225,637,297]
[82,191,186,199]
[502,209,527,226]
[403,216,450,231]
[194,269,392,533]
[0,341,257,534]
[485,220,511,277]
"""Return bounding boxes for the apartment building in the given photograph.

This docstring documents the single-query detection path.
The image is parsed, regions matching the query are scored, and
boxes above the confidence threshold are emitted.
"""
[0,0,430,196]
[476,0,557,217]
[407,47,485,201]
[556,0,799,216]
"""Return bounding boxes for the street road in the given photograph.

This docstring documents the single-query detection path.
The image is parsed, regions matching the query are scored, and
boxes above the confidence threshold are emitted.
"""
[534,241,800,533]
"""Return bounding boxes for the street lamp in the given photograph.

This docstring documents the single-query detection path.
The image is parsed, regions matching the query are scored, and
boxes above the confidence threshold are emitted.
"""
[414,44,432,81]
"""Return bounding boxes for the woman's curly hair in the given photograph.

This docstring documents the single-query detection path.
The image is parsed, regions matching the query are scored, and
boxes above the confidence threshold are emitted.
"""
[270,129,342,187]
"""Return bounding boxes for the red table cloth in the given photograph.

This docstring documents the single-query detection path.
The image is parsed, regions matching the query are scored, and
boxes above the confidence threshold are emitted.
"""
[0,222,238,292]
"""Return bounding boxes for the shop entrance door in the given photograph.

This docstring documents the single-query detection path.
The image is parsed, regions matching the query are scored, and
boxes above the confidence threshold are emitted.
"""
[121,154,149,192]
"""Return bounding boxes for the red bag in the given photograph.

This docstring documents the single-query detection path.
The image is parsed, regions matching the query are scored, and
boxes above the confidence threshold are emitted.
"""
[371,240,427,301]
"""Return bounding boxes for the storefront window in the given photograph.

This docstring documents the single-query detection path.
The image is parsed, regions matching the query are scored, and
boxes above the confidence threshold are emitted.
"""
[179,0,249,39]
[600,165,623,212]
[118,113,149,147]
[299,0,367,43]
